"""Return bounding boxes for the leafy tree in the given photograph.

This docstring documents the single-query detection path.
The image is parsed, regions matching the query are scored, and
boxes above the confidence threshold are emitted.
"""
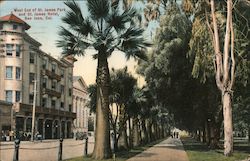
[138,1,192,125]
[185,0,250,156]
[57,0,149,159]
[109,67,137,150]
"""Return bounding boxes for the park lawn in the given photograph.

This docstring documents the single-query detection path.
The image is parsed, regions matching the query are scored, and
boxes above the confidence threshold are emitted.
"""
[182,137,250,161]
[64,138,166,161]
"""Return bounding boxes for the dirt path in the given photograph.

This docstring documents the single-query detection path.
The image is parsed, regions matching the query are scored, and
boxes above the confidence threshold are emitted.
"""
[126,137,189,161]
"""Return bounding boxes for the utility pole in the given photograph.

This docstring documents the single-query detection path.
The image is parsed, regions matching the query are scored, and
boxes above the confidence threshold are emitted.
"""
[31,80,37,141]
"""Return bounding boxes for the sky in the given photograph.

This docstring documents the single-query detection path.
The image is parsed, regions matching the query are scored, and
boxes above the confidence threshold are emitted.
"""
[0,0,155,86]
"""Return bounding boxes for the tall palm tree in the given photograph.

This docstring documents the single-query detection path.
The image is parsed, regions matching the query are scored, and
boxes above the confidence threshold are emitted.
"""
[57,0,149,159]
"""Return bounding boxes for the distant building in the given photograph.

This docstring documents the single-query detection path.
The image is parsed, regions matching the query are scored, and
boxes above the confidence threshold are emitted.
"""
[72,76,95,137]
[0,13,77,139]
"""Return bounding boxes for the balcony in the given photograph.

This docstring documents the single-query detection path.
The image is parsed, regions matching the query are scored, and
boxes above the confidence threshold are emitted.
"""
[19,103,76,119]
[42,88,61,98]
[41,69,61,81]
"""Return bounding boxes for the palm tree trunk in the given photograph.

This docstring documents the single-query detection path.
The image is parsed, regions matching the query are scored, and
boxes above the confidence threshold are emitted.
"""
[205,120,210,145]
[141,119,148,144]
[128,117,133,148]
[133,117,140,147]
[148,120,153,142]
[248,127,250,143]
[92,54,111,159]
[119,128,129,150]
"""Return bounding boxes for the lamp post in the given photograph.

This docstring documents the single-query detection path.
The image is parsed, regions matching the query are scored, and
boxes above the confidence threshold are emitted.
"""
[31,80,37,141]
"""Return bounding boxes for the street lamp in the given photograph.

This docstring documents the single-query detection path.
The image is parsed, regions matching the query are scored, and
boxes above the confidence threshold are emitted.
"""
[31,80,37,141]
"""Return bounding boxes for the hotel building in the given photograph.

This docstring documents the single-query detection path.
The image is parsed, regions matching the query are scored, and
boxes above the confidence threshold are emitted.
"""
[0,14,76,139]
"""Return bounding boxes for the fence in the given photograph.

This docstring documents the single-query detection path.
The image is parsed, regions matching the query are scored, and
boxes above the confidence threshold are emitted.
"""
[0,137,94,161]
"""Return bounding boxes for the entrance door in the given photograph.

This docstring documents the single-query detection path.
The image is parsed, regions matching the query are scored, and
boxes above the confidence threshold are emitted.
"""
[54,120,59,139]
[61,121,65,138]
[67,122,71,138]
[38,119,43,136]
[45,120,52,139]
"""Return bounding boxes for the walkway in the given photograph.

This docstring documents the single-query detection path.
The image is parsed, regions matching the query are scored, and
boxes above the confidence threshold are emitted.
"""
[126,137,189,161]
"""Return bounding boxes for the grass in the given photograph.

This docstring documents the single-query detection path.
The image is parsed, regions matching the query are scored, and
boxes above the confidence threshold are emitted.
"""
[64,138,165,161]
[182,137,250,161]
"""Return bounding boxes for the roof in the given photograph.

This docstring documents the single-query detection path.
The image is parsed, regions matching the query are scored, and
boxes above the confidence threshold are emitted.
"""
[73,76,88,88]
[0,13,30,30]
[73,76,81,82]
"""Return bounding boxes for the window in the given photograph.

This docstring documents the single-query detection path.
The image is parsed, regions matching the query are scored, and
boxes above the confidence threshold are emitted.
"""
[30,52,35,63]
[16,67,21,80]
[13,24,18,30]
[6,66,13,79]
[69,104,72,112]
[42,58,47,69]
[68,74,72,82]
[69,88,72,96]
[5,90,12,102]
[60,69,64,77]
[6,44,13,56]
[42,78,47,88]
[61,102,64,108]
[52,81,56,90]
[42,98,47,107]
[51,100,56,107]
[0,24,3,30]
[61,85,64,93]
[16,44,21,57]
[52,64,56,73]
[16,91,21,102]
[29,94,33,104]
[29,73,35,83]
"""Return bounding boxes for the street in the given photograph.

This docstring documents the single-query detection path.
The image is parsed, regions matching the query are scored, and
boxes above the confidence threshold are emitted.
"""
[0,137,94,161]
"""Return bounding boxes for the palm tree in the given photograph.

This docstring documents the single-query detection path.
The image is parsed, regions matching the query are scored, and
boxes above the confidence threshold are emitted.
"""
[57,0,149,159]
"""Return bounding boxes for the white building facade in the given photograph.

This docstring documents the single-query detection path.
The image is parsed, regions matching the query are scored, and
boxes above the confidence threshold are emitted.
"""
[72,76,95,137]
[0,14,76,139]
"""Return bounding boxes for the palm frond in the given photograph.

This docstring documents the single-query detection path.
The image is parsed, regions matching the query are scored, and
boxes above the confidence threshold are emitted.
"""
[63,1,84,24]
[63,1,94,36]
[57,27,90,56]
[106,11,126,31]
[124,48,148,61]
[106,7,138,32]
[78,18,94,36]
[64,1,82,15]
[87,0,110,20]
[121,27,144,39]
[111,0,119,10]
[118,26,151,60]
[122,7,138,20]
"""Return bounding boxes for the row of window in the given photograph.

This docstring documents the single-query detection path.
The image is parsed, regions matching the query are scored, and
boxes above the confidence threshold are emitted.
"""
[5,44,21,57]
[42,58,64,76]
[34,96,71,111]
[6,66,21,80]
[41,77,72,96]
[5,90,72,110]
[0,24,22,31]
[5,90,21,102]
